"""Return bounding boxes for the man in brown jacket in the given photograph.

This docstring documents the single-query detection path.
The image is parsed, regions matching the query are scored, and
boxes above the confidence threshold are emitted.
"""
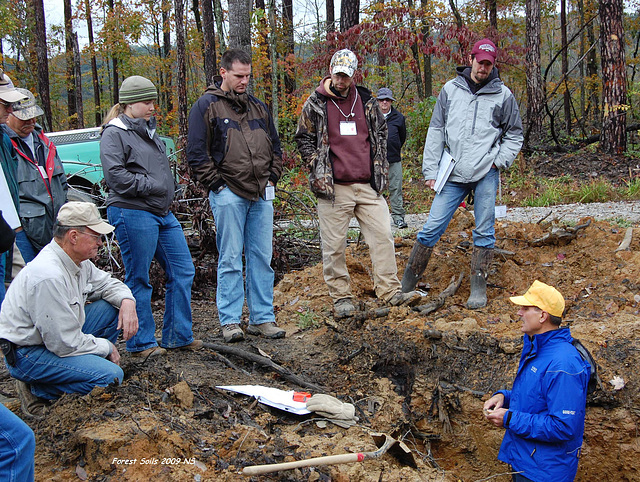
[187,49,285,342]
[295,49,420,318]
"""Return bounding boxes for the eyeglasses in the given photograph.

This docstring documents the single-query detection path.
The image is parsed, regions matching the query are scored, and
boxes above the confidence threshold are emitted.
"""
[80,230,104,242]
[0,100,10,108]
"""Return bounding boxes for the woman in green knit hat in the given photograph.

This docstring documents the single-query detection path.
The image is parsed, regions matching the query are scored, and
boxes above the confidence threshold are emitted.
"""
[100,76,201,358]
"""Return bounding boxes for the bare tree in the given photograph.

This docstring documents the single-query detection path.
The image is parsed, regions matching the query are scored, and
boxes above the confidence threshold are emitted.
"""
[175,0,188,150]
[228,0,252,53]
[202,0,217,84]
[599,0,627,154]
[561,0,570,136]
[340,0,359,32]
[30,0,52,130]
[162,0,173,112]
[283,0,295,94]
[85,0,102,126]
[525,0,544,147]
[63,0,82,129]
[213,0,226,55]
[326,0,335,33]
[107,0,119,104]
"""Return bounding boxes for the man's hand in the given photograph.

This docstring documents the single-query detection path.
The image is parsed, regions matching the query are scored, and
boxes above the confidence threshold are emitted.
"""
[118,299,138,341]
[425,179,436,190]
[107,342,121,365]
[485,408,508,428]
[483,393,507,427]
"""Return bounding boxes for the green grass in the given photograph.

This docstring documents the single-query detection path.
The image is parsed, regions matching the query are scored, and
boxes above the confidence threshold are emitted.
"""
[296,309,320,330]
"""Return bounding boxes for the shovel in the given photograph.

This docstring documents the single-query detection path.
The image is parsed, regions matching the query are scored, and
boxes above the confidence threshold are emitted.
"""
[242,432,416,476]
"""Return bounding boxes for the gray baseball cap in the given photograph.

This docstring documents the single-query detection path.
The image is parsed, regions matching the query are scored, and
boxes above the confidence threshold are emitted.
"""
[11,88,44,121]
[0,70,27,104]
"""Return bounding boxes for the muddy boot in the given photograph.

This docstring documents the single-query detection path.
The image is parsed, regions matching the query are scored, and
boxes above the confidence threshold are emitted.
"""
[401,242,433,292]
[466,246,494,309]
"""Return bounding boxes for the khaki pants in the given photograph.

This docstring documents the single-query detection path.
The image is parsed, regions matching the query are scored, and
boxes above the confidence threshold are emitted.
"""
[317,183,401,302]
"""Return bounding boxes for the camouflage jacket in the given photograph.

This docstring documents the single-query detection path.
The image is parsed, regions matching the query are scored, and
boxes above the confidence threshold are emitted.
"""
[295,82,388,201]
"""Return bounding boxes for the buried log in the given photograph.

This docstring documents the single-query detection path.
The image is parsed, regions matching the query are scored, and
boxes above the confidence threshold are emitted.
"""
[530,219,591,247]
[412,273,464,316]
[202,343,326,393]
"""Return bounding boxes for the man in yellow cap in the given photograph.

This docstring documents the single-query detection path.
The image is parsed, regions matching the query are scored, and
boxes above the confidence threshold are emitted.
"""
[483,280,590,482]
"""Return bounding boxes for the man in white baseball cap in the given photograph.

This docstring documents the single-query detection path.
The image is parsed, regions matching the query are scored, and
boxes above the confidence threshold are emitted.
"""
[296,49,421,319]
[0,202,138,418]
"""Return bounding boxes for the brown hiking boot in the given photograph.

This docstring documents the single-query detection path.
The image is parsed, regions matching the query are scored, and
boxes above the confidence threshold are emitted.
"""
[247,322,286,339]
[15,380,48,420]
[401,242,433,292]
[131,346,168,358]
[221,324,245,343]
[171,340,204,351]
[466,246,494,309]
[334,298,357,319]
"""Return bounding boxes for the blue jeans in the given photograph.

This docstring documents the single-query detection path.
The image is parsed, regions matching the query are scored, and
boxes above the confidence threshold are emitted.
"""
[107,207,195,352]
[208,187,275,326]
[512,472,534,482]
[0,403,35,482]
[8,300,124,400]
[14,230,36,264]
[417,168,499,248]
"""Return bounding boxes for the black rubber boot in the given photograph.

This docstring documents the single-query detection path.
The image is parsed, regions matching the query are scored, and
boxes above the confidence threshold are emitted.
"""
[401,242,433,292]
[466,246,494,309]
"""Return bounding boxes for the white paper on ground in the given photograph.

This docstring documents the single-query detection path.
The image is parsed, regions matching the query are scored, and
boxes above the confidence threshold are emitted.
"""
[495,205,507,218]
[216,385,311,415]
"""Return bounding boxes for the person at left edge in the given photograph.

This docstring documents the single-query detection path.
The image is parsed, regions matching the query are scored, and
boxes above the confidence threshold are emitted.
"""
[100,76,202,358]
[3,88,68,261]
[0,202,138,419]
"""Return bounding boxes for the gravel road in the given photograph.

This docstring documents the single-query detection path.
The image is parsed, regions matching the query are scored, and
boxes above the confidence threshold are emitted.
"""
[389,200,640,232]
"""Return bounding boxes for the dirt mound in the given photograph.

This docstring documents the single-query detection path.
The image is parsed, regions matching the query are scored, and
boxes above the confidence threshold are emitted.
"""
[2,209,639,481]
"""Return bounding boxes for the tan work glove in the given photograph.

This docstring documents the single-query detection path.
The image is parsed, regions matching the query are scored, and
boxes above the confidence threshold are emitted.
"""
[306,394,358,428]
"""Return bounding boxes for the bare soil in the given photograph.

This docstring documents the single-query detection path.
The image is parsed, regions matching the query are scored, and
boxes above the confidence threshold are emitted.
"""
[2,206,639,482]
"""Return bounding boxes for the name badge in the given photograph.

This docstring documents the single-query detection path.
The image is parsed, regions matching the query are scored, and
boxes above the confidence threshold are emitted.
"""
[340,121,357,136]
[38,166,47,178]
[265,185,275,200]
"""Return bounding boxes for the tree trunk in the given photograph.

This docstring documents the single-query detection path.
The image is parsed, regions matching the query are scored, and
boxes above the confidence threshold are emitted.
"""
[192,0,202,33]
[175,0,189,153]
[407,0,424,98]
[340,0,359,32]
[421,0,432,97]
[488,0,497,32]
[326,0,335,33]
[599,0,627,154]
[162,0,173,112]
[586,0,599,122]
[64,0,79,129]
[202,0,217,85]
[561,0,571,136]
[525,0,544,146]
[283,0,295,94]
[268,0,278,130]
[85,0,102,126]
[213,0,226,55]
[108,0,119,104]
[228,0,252,53]
[31,0,52,130]
[73,33,84,128]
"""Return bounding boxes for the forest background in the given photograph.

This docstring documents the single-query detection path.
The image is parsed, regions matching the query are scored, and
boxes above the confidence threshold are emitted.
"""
[1,0,638,184]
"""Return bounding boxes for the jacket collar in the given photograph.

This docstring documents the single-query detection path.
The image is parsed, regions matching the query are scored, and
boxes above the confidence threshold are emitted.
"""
[205,79,250,114]
[107,114,157,139]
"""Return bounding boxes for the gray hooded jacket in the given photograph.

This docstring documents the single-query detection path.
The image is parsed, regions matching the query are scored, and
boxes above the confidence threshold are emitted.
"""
[422,67,523,184]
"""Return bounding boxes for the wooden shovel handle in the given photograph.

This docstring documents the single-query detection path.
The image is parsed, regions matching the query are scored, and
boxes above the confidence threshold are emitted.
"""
[242,452,364,476]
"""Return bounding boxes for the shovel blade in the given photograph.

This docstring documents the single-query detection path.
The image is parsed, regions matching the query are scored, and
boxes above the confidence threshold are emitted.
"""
[370,432,417,468]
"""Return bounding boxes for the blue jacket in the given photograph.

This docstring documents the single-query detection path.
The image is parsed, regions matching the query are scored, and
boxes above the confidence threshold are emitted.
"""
[496,328,590,482]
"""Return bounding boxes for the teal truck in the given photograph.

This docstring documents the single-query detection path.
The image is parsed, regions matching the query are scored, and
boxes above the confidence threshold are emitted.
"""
[46,127,177,204]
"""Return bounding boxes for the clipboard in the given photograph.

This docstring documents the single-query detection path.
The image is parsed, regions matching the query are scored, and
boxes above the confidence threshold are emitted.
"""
[433,150,455,194]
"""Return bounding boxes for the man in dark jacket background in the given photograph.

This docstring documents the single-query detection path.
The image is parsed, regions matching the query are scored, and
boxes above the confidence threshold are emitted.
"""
[483,280,589,482]
[187,49,285,343]
[377,87,407,229]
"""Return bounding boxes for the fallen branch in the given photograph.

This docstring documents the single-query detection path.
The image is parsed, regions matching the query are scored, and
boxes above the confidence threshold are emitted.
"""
[530,219,591,247]
[615,227,634,252]
[412,273,464,316]
[203,343,326,393]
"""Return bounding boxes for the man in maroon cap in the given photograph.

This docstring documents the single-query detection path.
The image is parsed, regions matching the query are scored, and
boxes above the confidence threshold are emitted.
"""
[402,38,523,309]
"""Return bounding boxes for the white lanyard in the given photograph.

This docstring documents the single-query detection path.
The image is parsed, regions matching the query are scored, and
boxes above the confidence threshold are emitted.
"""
[330,87,358,120]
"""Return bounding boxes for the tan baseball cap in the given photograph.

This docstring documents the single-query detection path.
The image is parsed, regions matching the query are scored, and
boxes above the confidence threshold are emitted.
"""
[509,280,565,317]
[0,70,28,104]
[56,202,114,235]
